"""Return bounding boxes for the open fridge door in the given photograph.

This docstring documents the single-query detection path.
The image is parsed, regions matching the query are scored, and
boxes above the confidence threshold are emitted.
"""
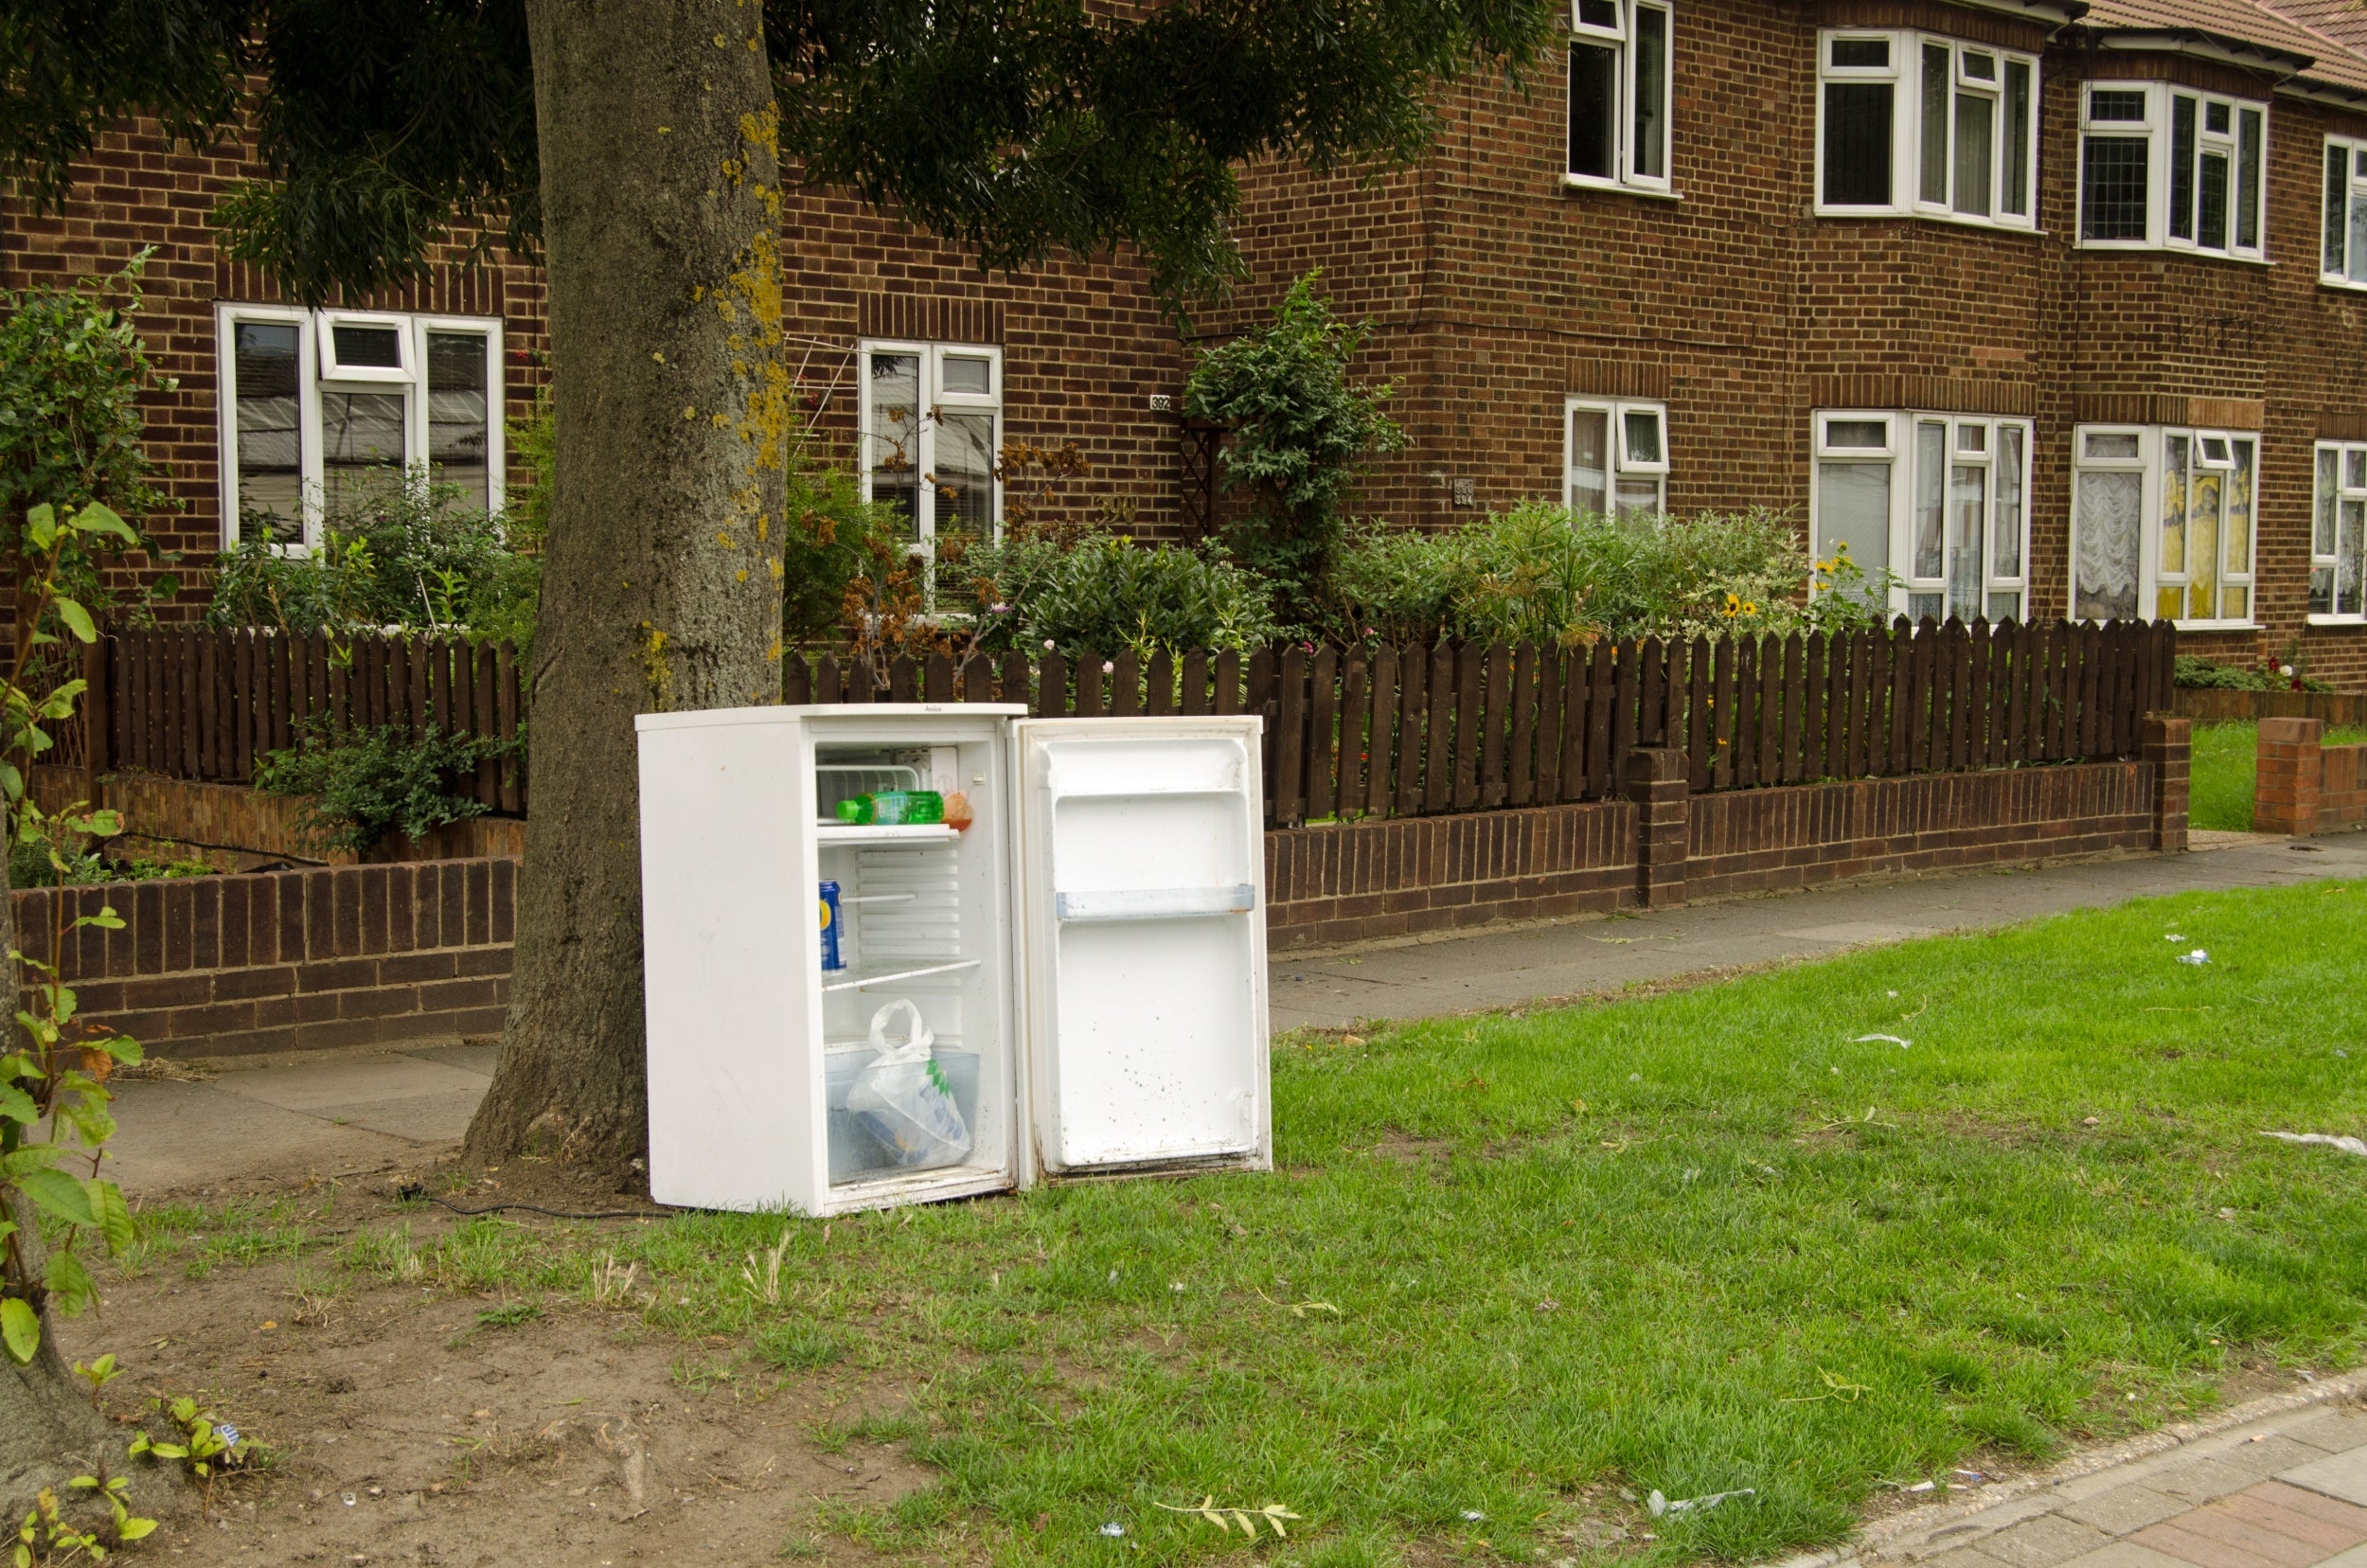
[1011,716,1271,1181]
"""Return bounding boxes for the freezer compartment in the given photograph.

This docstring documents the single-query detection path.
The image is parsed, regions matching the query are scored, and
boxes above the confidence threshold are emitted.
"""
[823,1044,982,1182]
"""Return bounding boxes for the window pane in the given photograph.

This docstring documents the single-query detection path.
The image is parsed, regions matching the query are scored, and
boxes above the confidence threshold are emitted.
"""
[2003,61,2032,216]
[232,321,303,544]
[1920,45,1950,205]
[2081,137,2148,240]
[1826,419,1889,449]
[1569,42,1618,180]
[2161,435,2188,577]
[934,412,996,538]
[425,330,490,511]
[1614,477,1664,524]
[1994,426,2024,579]
[1986,591,2022,623]
[2340,499,2367,615]
[2204,99,2231,134]
[2074,470,2143,621]
[2327,144,2348,275]
[1569,409,1610,515]
[1576,0,1619,28]
[2086,431,2141,460]
[1830,37,1888,68]
[2312,563,2336,616]
[2089,89,2146,121]
[940,355,991,394]
[1622,407,1663,465]
[1909,592,1944,623]
[1948,463,1985,621]
[2350,449,2367,489]
[1633,7,1668,181]
[330,321,402,370]
[1913,421,1945,579]
[2317,447,2340,556]
[2169,96,2196,241]
[321,390,406,510]
[867,351,923,539]
[2224,438,2252,582]
[2197,149,2229,249]
[1952,89,1993,217]
[2237,109,2261,248]
[2186,467,2221,619]
[1823,83,1894,205]
[1816,461,1892,587]
[2349,193,2367,284]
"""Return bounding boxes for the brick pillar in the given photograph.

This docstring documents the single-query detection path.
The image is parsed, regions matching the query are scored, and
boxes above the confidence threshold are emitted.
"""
[1627,747,1688,907]
[2254,717,2323,837]
[2141,714,2191,852]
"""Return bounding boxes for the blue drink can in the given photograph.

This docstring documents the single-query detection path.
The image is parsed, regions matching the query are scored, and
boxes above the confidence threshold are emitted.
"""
[818,880,845,971]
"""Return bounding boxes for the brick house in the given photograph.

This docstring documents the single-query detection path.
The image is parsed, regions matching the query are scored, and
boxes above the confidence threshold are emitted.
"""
[9,0,2367,686]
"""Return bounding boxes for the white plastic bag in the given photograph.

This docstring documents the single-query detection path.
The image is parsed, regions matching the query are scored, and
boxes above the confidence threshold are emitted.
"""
[845,999,971,1169]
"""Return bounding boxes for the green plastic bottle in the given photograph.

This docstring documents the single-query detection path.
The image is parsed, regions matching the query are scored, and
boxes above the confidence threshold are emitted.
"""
[835,790,945,826]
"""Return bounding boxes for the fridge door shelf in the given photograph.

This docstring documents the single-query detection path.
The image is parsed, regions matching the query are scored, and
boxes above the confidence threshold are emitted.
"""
[819,957,983,993]
[816,823,960,846]
[1055,884,1256,922]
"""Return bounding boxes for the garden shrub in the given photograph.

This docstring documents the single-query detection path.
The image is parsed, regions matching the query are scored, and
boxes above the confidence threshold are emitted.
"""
[957,532,1282,659]
[256,724,517,854]
[2175,653,2335,693]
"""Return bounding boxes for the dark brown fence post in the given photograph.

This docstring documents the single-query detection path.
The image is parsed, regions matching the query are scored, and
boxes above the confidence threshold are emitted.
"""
[1307,645,1339,820]
[1364,645,1397,818]
[1508,642,1539,807]
[1479,640,1509,809]
[81,636,109,781]
[1394,641,1426,816]
[1423,642,1454,814]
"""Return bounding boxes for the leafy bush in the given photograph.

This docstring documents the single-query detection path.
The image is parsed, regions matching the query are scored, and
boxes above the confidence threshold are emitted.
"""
[787,425,907,649]
[956,532,1283,658]
[2175,653,2335,693]
[1185,272,1407,620]
[255,724,517,854]
[1327,504,1893,647]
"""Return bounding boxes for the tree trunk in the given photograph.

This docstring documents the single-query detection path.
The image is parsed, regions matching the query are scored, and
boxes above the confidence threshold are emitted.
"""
[0,858,120,1505]
[464,0,787,1168]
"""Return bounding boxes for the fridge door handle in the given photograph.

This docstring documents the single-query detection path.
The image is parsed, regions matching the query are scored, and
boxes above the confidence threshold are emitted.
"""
[1053,884,1257,922]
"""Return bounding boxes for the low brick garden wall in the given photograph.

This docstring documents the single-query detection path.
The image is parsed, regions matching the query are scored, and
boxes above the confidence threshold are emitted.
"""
[2255,717,2367,835]
[21,720,2193,1055]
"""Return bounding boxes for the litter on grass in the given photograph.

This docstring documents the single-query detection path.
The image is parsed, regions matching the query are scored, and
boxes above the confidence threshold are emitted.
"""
[1098,1523,1126,1538]
[2261,1131,2367,1158]
[1647,1488,1756,1518]
[2165,934,2186,942]
[1854,1033,1913,1047]
[2176,950,2210,966]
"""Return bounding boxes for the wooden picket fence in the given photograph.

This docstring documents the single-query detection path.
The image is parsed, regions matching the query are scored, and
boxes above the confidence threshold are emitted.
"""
[81,618,2174,831]
[89,629,527,813]
[787,617,2178,828]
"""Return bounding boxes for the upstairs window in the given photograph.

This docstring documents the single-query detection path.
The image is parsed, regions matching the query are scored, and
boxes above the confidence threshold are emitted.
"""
[1816,31,2037,228]
[216,304,504,551]
[1809,412,2030,622]
[1567,0,1673,193]
[2321,136,2367,287]
[2311,443,2367,619]
[2072,425,2256,626]
[859,341,1003,557]
[2079,83,2265,258]
[1565,398,1667,522]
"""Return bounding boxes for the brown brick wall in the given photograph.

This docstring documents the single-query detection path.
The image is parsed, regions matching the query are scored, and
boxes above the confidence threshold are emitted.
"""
[2253,716,2367,832]
[10,858,515,1059]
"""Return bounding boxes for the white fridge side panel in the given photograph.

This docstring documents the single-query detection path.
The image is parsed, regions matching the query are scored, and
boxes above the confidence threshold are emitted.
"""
[1013,717,1271,1179]
[637,712,825,1213]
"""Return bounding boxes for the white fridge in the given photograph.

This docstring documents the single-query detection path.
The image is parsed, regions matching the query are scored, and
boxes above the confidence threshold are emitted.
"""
[634,703,1272,1215]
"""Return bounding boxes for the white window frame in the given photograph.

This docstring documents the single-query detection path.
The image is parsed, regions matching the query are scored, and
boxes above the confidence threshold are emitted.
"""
[2069,424,2259,628]
[215,305,506,553]
[1565,0,1676,196]
[1812,29,2039,230]
[2320,135,2367,288]
[2309,440,2367,621]
[1563,397,1667,521]
[856,340,1006,558]
[2077,82,2268,260]
[1808,410,2034,623]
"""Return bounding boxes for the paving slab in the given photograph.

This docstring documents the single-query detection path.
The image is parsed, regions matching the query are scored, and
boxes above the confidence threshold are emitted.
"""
[2282,1452,2367,1510]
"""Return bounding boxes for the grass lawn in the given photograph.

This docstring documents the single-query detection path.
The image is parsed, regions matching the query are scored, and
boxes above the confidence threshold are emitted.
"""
[2188,720,2367,831]
[132,883,2367,1565]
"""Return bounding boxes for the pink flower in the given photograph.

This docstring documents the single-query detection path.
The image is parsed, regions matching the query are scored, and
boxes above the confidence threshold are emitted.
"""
[1101,660,1115,674]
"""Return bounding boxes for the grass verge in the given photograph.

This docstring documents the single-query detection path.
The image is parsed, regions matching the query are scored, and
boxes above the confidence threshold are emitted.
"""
[124,882,2367,1565]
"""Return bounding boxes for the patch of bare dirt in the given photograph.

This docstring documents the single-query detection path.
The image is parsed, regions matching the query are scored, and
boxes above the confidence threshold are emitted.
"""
[58,1181,927,1567]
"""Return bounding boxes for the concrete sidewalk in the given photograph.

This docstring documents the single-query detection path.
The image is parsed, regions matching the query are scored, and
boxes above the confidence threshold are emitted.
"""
[104,831,2367,1198]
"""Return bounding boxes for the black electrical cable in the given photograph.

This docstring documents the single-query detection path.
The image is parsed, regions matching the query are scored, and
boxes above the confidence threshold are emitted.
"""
[395,1183,659,1221]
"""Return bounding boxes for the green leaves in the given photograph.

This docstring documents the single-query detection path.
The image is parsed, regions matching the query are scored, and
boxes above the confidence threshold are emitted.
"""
[43,1252,92,1319]
[50,597,95,644]
[17,1167,94,1228]
[0,1299,39,1365]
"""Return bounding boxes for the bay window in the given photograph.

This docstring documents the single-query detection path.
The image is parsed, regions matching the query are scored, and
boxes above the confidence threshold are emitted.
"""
[2311,443,2367,619]
[859,341,1003,555]
[216,304,503,551]
[2072,425,2256,626]
[2078,83,2266,258]
[1565,399,1666,522]
[2321,136,2367,287]
[1567,0,1673,193]
[1815,30,2037,227]
[1810,412,2031,622]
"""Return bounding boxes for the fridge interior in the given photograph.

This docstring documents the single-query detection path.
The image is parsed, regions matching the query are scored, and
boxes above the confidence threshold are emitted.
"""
[811,737,1008,1192]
